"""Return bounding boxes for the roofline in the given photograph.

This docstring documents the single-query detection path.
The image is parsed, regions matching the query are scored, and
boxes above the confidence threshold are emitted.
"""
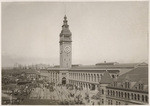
[107,86,148,93]
[45,68,120,72]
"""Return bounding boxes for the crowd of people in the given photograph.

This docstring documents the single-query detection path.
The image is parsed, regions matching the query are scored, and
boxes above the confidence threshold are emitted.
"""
[2,68,99,105]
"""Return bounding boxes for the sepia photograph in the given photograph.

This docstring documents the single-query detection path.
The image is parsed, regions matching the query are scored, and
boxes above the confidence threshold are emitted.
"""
[1,1,149,105]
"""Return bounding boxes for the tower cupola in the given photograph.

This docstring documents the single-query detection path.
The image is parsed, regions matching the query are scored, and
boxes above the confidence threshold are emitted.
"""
[60,15,72,43]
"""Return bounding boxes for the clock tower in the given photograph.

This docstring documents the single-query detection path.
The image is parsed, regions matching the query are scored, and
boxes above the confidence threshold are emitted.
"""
[59,15,72,68]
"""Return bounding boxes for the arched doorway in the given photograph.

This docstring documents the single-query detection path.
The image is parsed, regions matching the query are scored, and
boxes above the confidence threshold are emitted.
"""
[62,77,66,85]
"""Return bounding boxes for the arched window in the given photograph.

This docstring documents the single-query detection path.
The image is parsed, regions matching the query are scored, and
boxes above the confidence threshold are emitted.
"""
[116,91,118,97]
[113,91,115,96]
[97,74,100,82]
[91,74,93,82]
[94,74,96,82]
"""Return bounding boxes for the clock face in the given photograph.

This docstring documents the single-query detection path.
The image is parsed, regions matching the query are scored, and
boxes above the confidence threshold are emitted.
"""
[64,46,71,53]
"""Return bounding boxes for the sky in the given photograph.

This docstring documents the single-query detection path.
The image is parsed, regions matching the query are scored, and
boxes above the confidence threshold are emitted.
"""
[2,2,148,67]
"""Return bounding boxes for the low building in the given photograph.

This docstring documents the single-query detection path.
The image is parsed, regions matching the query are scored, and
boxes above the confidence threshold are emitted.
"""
[99,63,148,105]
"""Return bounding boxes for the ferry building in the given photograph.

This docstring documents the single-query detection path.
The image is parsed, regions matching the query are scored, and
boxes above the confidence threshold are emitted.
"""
[40,15,140,91]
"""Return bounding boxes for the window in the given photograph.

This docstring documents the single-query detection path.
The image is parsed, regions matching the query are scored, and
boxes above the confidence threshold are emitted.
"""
[131,93,133,100]
[113,91,115,96]
[125,82,127,88]
[125,82,130,88]
[108,100,110,105]
[138,94,140,100]
[111,100,113,105]
[97,74,100,82]
[102,89,104,94]
[121,92,123,98]
[114,82,117,87]
[112,75,115,78]
[121,84,123,88]
[116,91,118,97]
[119,92,120,97]
[125,92,127,98]
[128,93,130,99]
[134,94,137,100]
[145,95,148,102]
[128,82,130,88]
[102,99,104,104]
[108,90,109,95]
[111,90,112,96]
[139,84,143,90]
[116,101,118,105]
[142,95,144,102]
[141,84,143,90]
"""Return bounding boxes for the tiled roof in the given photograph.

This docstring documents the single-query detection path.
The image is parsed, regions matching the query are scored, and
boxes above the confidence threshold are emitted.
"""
[117,66,148,83]
[140,78,148,85]
[71,63,137,69]
[111,66,148,91]
[46,63,143,72]
[100,71,113,84]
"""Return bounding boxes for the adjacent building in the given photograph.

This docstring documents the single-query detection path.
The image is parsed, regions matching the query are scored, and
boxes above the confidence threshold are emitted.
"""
[99,63,148,105]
